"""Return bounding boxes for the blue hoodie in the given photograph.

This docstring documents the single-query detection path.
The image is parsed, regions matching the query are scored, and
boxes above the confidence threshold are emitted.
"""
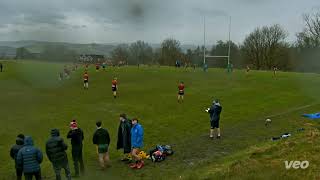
[16,136,43,173]
[131,123,144,148]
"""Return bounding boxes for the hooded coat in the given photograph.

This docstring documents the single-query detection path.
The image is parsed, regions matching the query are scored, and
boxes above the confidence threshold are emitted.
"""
[46,129,68,165]
[10,137,24,169]
[16,136,43,173]
[117,119,132,153]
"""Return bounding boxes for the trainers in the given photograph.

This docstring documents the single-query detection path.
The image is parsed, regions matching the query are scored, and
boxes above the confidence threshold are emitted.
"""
[136,161,144,169]
[129,163,137,169]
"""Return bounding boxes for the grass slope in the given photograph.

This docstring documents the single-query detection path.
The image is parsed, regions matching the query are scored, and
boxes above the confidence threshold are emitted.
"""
[0,61,320,179]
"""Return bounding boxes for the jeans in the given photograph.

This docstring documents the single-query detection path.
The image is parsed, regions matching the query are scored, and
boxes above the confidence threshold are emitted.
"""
[24,171,41,180]
[16,168,23,180]
[72,146,85,175]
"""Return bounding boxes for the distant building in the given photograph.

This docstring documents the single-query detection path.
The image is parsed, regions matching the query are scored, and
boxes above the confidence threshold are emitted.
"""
[79,54,105,63]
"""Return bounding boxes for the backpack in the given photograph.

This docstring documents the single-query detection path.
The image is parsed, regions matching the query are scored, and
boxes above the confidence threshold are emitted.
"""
[149,145,174,162]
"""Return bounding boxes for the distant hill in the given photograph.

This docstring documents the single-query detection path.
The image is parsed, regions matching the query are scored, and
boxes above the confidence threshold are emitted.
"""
[0,40,117,56]
[0,46,16,57]
[0,40,199,57]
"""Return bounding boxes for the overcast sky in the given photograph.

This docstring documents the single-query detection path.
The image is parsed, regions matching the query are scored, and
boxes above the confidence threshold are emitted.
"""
[0,0,319,45]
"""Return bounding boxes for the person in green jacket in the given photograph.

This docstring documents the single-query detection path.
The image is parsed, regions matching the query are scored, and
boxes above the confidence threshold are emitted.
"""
[93,121,111,170]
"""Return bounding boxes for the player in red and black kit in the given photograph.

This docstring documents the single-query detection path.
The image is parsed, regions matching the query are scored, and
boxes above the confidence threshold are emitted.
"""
[178,81,185,103]
[83,72,89,89]
[96,63,100,72]
[112,78,118,98]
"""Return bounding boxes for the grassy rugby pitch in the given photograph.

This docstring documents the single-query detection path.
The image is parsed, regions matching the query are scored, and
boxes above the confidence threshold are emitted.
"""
[1,61,320,179]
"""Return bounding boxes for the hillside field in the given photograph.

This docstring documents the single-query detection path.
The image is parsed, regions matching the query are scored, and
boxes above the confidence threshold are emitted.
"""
[0,61,320,180]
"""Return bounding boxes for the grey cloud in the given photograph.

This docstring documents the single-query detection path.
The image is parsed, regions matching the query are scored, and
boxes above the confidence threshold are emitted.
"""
[192,7,229,17]
[22,13,66,25]
[0,24,8,28]
[71,25,87,29]
[0,0,319,44]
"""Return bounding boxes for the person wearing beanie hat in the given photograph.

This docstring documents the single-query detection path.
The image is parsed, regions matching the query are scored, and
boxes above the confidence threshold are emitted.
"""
[67,120,85,177]
[207,99,222,139]
[117,114,132,161]
[10,134,25,180]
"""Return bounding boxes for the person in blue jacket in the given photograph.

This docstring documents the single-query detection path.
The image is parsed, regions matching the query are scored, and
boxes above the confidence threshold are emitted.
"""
[207,99,222,139]
[130,118,144,169]
[16,136,43,180]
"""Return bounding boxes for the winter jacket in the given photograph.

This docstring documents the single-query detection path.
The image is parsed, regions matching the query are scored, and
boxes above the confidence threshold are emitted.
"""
[131,123,144,148]
[93,128,110,145]
[117,119,132,153]
[10,137,24,169]
[46,129,68,165]
[67,128,84,147]
[208,103,222,121]
[16,136,43,173]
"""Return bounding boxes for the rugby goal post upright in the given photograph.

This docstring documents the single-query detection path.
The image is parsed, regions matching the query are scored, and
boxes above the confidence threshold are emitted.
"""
[203,16,232,72]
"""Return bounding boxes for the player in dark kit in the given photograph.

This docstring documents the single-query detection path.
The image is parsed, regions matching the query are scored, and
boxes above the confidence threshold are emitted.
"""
[273,66,277,76]
[246,65,250,74]
[177,81,185,103]
[83,72,89,89]
[102,62,106,71]
[112,78,118,98]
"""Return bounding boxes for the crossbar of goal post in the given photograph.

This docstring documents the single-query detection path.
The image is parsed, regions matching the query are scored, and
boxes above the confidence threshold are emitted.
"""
[205,56,229,58]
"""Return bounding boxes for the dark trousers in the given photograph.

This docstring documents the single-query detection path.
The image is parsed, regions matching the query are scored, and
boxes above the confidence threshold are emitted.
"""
[72,146,85,176]
[52,161,71,180]
[16,168,22,180]
[24,171,41,180]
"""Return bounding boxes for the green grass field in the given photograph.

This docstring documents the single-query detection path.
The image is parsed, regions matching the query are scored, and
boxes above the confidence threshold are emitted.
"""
[1,61,320,180]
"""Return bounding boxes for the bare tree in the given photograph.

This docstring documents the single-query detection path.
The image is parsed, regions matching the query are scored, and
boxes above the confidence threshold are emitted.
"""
[111,45,129,65]
[129,41,153,65]
[242,24,288,69]
[160,38,182,65]
[297,12,320,48]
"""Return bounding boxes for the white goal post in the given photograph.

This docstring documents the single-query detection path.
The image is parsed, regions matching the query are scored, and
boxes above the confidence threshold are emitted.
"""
[203,16,232,68]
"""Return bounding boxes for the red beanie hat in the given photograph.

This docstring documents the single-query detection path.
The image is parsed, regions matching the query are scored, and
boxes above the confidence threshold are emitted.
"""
[70,120,78,129]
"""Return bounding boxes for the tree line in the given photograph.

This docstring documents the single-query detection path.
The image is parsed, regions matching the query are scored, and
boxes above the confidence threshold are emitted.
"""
[110,11,320,72]
[16,11,320,73]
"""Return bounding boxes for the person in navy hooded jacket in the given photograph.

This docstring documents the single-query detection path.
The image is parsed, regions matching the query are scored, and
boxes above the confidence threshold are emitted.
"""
[207,99,222,139]
[16,136,43,180]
